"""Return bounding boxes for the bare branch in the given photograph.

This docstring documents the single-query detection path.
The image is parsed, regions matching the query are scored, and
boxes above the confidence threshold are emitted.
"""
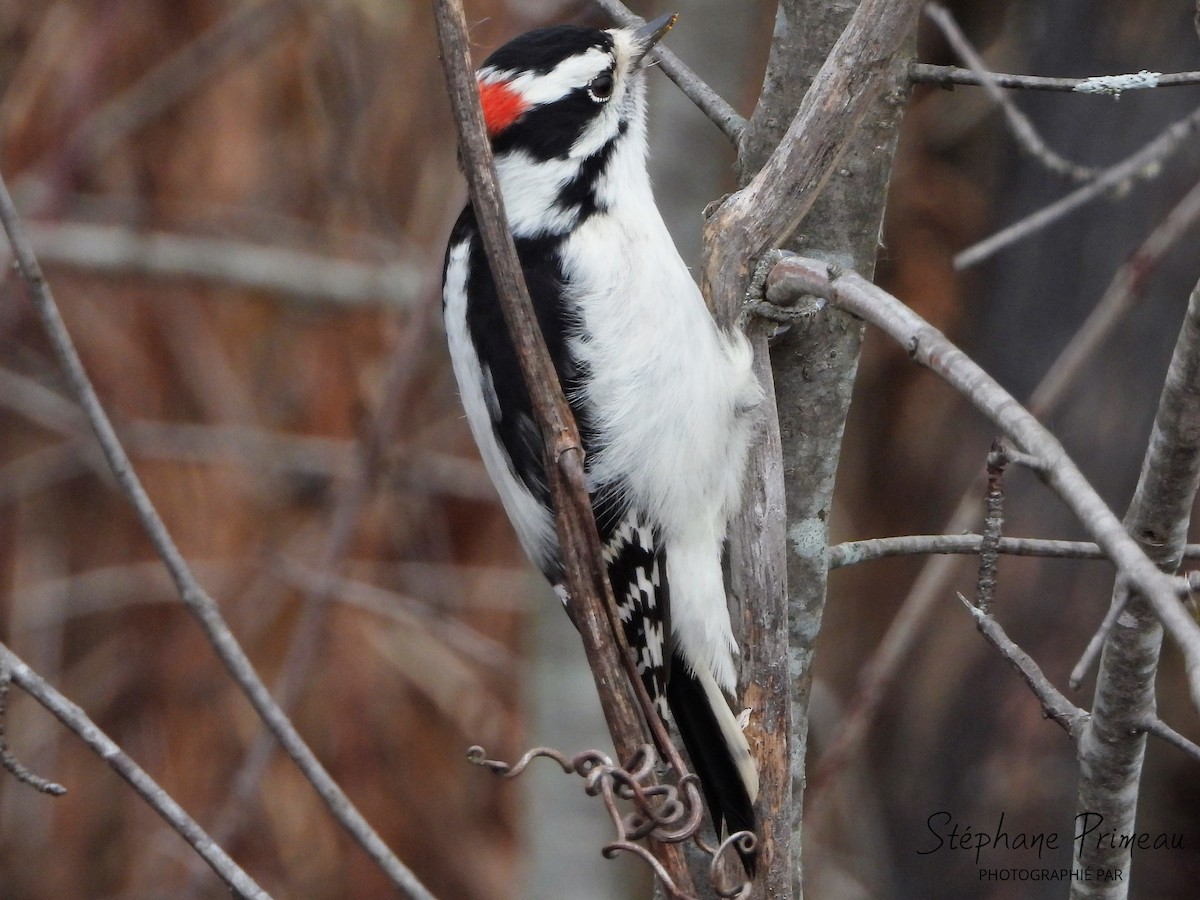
[717,3,922,893]
[1070,592,1131,690]
[1072,276,1200,894]
[432,0,653,767]
[955,103,1200,268]
[827,534,1183,568]
[958,597,1090,740]
[1028,175,1200,417]
[1047,174,1200,684]
[815,173,1200,800]
[590,0,745,145]
[0,172,436,900]
[431,1,694,890]
[925,3,1098,183]
[0,642,269,899]
[950,446,1104,759]
[17,221,421,310]
[766,257,1200,706]
[910,63,1200,95]
[277,562,518,676]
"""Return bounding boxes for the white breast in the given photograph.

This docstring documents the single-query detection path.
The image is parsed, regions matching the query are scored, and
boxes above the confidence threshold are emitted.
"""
[559,154,761,545]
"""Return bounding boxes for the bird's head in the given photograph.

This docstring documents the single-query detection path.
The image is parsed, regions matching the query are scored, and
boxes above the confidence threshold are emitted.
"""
[476,14,676,162]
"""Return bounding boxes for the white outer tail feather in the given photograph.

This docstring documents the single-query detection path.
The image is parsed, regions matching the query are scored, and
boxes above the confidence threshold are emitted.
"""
[693,664,760,806]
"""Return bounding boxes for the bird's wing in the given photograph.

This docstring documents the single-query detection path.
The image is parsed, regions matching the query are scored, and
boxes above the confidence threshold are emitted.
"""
[601,512,670,721]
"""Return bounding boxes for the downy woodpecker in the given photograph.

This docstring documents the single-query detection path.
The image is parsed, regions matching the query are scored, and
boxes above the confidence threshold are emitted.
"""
[442,14,763,855]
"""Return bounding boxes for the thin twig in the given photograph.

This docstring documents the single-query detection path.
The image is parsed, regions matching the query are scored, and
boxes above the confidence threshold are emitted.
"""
[926,3,1098,183]
[0,366,84,432]
[910,64,1197,95]
[958,596,1090,740]
[1139,716,1200,763]
[0,642,270,899]
[1002,447,1049,473]
[0,443,91,506]
[590,0,745,145]
[1028,174,1200,418]
[0,661,66,796]
[974,444,1006,616]
[433,0,653,767]
[0,172,436,900]
[1069,592,1131,689]
[827,534,1200,568]
[277,562,518,675]
[955,102,1200,268]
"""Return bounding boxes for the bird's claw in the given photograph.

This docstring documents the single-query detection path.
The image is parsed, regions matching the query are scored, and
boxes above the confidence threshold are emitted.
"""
[738,249,825,336]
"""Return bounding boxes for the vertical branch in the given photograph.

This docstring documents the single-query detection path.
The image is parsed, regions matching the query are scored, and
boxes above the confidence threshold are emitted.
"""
[1071,278,1200,899]
[713,2,921,895]
[975,444,1008,616]
[430,1,695,891]
[730,306,790,892]
[430,0,644,760]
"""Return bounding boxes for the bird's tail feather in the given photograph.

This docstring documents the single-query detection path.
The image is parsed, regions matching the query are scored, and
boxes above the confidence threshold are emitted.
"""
[666,651,759,874]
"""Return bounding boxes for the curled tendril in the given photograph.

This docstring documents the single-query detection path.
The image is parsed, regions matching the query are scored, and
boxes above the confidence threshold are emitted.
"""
[571,748,615,778]
[601,839,694,900]
[468,742,748,899]
[465,744,575,776]
[624,775,705,843]
[710,831,758,899]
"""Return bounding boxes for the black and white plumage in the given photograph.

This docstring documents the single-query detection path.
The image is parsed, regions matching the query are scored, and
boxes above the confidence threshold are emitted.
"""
[441,15,763,854]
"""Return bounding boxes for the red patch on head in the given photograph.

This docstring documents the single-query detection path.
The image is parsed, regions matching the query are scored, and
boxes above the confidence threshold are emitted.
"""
[479,80,528,136]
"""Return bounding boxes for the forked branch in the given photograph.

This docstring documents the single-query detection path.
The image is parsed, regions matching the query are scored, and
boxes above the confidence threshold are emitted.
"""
[765,256,1200,709]
[0,643,269,899]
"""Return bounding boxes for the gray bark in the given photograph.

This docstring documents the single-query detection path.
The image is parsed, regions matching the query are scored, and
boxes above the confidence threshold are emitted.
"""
[730,3,915,895]
[1071,279,1200,898]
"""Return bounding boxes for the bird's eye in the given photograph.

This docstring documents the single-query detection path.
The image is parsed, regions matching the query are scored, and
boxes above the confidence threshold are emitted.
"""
[588,72,615,102]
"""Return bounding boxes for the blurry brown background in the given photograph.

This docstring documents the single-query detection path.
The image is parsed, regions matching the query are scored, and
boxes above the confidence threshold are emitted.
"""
[1,1,1199,898]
